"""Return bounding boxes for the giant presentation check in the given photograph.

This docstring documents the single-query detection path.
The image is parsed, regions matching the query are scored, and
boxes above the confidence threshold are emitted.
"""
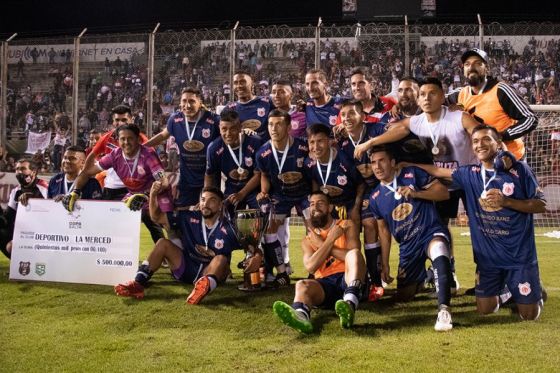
[9,199,141,286]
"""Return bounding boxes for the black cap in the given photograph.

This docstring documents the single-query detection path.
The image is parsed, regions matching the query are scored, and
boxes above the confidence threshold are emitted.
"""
[461,48,488,64]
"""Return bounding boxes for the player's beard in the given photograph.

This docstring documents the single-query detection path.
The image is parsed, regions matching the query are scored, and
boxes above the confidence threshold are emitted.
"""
[202,209,217,219]
[398,99,417,116]
[310,211,329,229]
[467,72,484,87]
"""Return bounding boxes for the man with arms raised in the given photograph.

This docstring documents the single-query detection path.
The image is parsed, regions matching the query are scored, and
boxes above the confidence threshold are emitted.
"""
[224,71,273,140]
[256,109,312,287]
[272,191,367,334]
[145,87,220,208]
[369,146,454,331]
[411,125,545,321]
[115,186,239,304]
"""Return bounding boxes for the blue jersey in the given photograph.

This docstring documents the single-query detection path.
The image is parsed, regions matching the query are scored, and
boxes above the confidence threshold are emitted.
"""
[255,137,311,202]
[166,110,220,189]
[224,97,272,140]
[47,173,102,200]
[369,166,448,255]
[305,97,344,128]
[167,210,239,264]
[377,112,433,164]
[206,134,263,197]
[338,122,384,188]
[304,149,363,207]
[451,162,544,270]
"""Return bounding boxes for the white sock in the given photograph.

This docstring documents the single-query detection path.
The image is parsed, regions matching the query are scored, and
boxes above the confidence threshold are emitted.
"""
[207,276,217,292]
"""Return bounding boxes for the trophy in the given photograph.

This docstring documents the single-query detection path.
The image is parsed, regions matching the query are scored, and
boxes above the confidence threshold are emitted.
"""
[234,208,269,291]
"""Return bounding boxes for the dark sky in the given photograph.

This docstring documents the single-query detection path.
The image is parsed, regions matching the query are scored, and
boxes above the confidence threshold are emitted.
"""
[1,0,559,38]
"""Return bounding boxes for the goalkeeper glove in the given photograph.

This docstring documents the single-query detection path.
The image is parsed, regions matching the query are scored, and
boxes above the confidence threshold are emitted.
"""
[62,189,82,212]
[124,193,148,211]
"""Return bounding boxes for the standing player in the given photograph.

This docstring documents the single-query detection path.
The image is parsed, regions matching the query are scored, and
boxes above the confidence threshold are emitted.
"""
[337,99,386,300]
[305,123,365,227]
[272,191,367,334]
[205,110,262,214]
[47,146,102,200]
[270,80,307,139]
[411,125,545,321]
[256,109,312,286]
[304,68,343,128]
[448,48,537,160]
[224,71,273,140]
[369,146,454,331]
[345,67,395,124]
[145,87,220,208]
[84,105,162,243]
[115,186,239,305]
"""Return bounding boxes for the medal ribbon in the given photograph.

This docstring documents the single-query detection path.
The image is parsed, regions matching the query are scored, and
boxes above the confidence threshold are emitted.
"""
[316,148,333,189]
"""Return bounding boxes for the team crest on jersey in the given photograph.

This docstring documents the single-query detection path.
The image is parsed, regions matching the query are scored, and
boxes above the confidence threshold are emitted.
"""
[136,166,145,176]
[257,107,266,117]
[337,175,347,186]
[392,203,413,222]
[202,128,211,138]
[291,120,299,130]
[214,239,224,250]
[297,157,304,168]
[244,157,253,167]
[502,182,515,196]
[329,116,337,126]
[518,282,532,296]
[19,261,31,276]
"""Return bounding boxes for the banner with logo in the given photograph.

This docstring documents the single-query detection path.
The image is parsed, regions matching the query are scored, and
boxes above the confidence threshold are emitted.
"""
[10,199,140,286]
[25,131,52,154]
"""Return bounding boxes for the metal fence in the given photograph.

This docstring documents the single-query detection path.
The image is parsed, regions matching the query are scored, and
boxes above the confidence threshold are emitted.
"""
[1,20,559,157]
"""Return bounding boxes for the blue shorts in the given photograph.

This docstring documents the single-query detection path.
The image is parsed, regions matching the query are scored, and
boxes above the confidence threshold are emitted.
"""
[361,186,376,221]
[331,201,355,220]
[172,255,206,284]
[175,185,203,207]
[475,262,542,304]
[270,195,309,217]
[316,272,369,309]
[397,233,449,288]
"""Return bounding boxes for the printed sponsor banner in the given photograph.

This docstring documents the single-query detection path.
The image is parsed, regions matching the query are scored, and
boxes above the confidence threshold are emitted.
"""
[9,199,140,286]
[8,42,146,64]
[25,131,52,154]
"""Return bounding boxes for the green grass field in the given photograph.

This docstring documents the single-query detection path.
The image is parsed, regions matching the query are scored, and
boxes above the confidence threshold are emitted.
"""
[1,226,559,372]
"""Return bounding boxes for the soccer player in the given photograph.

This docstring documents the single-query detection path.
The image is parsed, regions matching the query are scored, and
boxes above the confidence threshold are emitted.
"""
[3,159,48,258]
[345,67,395,124]
[448,48,537,160]
[85,105,162,243]
[47,146,102,200]
[272,191,367,334]
[305,123,365,226]
[224,71,273,140]
[145,87,220,208]
[368,146,454,331]
[114,186,239,304]
[270,80,307,139]
[304,68,343,127]
[62,124,172,216]
[337,99,386,300]
[256,109,312,286]
[411,125,545,321]
[205,110,262,214]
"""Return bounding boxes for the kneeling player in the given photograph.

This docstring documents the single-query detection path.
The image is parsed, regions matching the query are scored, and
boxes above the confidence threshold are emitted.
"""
[369,146,454,331]
[272,191,367,334]
[114,186,239,304]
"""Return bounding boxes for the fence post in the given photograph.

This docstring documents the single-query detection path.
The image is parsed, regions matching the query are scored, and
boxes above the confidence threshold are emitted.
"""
[315,17,322,69]
[147,23,160,139]
[404,15,410,76]
[1,33,16,149]
[478,13,484,49]
[230,21,239,92]
[72,28,87,146]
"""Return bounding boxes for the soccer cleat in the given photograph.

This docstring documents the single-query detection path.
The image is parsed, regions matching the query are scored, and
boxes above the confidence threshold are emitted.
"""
[114,280,145,299]
[368,285,385,302]
[434,306,453,332]
[272,301,313,334]
[335,300,355,329]
[186,276,210,305]
[271,272,290,289]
